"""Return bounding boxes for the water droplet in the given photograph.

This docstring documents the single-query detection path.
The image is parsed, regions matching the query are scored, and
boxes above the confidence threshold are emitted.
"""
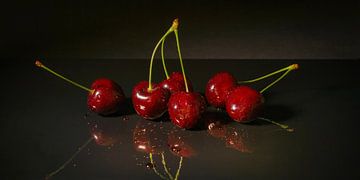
[170,145,181,153]
[146,162,154,169]
[122,116,129,121]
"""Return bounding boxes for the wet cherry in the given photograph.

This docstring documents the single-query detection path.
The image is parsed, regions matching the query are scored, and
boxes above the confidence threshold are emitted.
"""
[35,60,125,115]
[205,71,237,108]
[168,92,206,129]
[225,86,264,123]
[132,81,170,119]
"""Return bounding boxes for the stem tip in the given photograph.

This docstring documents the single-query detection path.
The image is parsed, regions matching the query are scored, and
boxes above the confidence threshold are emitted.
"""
[290,64,299,70]
[35,60,43,67]
[172,18,179,29]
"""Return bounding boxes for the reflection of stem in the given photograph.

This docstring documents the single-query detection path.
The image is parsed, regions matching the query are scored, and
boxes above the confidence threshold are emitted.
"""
[257,117,294,132]
[46,137,94,179]
[149,153,184,180]
[161,153,174,179]
[174,157,183,180]
[149,153,168,180]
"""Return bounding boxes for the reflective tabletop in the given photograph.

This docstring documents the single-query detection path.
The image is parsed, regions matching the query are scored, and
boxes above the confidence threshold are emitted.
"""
[1,59,359,179]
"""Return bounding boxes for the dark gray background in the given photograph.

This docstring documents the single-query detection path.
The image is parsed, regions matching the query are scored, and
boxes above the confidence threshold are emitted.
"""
[1,0,359,60]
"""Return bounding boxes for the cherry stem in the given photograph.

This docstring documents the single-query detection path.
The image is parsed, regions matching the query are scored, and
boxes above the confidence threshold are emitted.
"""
[257,117,294,132]
[260,68,290,94]
[45,137,94,179]
[161,38,170,79]
[174,29,189,92]
[238,64,299,84]
[161,152,174,179]
[174,156,183,180]
[149,153,168,180]
[35,60,93,93]
[148,20,179,91]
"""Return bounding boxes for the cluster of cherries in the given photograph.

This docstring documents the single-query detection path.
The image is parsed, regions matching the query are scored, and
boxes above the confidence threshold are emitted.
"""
[36,18,298,131]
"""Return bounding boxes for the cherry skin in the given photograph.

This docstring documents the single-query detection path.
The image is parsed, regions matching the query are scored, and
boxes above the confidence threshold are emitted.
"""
[91,78,123,90]
[168,92,206,129]
[225,86,264,123]
[160,72,193,94]
[87,79,125,116]
[132,81,170,119]
[205,72,237,108]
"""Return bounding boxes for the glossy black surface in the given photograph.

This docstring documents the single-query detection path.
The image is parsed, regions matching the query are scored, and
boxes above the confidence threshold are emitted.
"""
[1,59,360,179]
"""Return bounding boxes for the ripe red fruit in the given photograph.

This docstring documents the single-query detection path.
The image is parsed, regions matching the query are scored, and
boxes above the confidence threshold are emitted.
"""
[205,72,237,108]
[160,72,193,94]
[87,78,125,115]
[35,60,125,116]
[90,78,123,90]
[168,92,206,129]
[132,81,170,119]
[225,86,264,122]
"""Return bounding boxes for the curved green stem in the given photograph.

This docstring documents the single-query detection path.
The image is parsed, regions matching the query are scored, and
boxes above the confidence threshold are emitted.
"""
[174,30,189,92]
[174,157,183,180]
[45,137,94,179]
[35,60,93,93]
[161,153,174,179]
[148,29,174,91]
[238,64,298,84]
[161,38,170,79]
[260,69,290,93]
[257,117,294,132]
[149,153,168,180]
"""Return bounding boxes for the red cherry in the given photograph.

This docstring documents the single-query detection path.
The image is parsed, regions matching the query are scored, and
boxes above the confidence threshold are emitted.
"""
[225,86,264,122]
[160,72,193,94]
[205,72,237,108]
[87,79,125,115]
[91,78,123,90]
[35,61,125,116]
[132,81,170,119]
[168,92,206,129]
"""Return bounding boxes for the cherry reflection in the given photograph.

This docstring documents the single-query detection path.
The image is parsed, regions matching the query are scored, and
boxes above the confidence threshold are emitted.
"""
[46,113,129,179]
[133,120,167,154]
[87,115,128,146]
[132,120,190,180]
[202,111,254,153]
[167,126,197,158]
